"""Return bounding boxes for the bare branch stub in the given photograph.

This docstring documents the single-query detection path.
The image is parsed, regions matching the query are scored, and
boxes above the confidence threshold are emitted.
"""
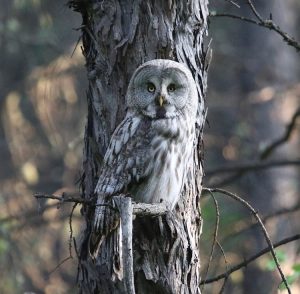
[114,196,135,294]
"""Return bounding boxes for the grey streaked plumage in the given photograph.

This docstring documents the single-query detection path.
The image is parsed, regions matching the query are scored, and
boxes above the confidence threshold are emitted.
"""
[90,59,198,257]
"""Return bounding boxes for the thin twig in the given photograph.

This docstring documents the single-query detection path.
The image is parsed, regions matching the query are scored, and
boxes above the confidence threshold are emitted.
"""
[34,193,119,212]
[246,0,263,22]
[207,109,300,186]
[210,12,258,25]
[224,0,240,9]
[206,158,300,177]
[263,202,300,222]
[48,202,78,275]
[201,190,220,292]
[200,234,300,285]
[68,203,78,258]
[217,241,229,293]
[48,256,73,275]
[217,201,300,246]
[34,193,89,204]
[209,13,300,52]
[260,107,300,159]
[207,171,243,188]
[202,188,291,293]
[71,35,82,58]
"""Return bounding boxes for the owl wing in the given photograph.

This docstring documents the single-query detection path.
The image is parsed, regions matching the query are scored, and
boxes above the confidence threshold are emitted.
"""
[94,113,152,197]
[90,113,153,257]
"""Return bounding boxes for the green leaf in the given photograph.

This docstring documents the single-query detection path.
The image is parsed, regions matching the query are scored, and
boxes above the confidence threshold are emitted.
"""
[266,250,286,271]
[279,272,300,291]
[292,264,300,273]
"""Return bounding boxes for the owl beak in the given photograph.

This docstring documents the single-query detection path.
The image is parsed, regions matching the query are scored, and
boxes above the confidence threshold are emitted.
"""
[157,95,166,107]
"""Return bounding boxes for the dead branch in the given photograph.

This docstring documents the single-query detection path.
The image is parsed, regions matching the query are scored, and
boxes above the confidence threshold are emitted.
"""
[114,196,135,294]
[33,192,169,288]
[260,107,300,159]
[206,158,300,177]
[34,192,88,204]
[246,0,263,22]
[217,241,230,293]
[201,190,220,292]
[203,188,291,293]
[207,107,300,186]
[34,193,168,216]
[216,200,300,246]
[210,0,300,53]
[263,202,300,222]
[132,202,168,216]
[224,0,240,9]
[200,234,300,286]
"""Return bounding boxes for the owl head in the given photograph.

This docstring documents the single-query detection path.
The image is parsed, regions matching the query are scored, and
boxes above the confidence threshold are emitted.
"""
[126,59,198,119]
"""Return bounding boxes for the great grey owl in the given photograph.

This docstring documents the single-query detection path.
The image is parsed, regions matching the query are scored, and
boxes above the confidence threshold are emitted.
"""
[90,59,198,256]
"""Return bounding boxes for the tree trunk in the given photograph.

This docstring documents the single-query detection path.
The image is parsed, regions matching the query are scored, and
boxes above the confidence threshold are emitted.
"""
[68,1,209,293]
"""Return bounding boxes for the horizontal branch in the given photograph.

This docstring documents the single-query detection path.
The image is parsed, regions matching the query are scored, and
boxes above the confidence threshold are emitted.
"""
[206,108,300,186]
[201,234,300,285]
[34,193,168,216]
[206,158,300,177]
[210,13,300,52]
[224,0,240,9]
[34,193,88,204]
[132,202,168,216]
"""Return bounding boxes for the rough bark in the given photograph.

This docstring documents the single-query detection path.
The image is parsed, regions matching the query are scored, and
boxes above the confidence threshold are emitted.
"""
[68,1,209,293]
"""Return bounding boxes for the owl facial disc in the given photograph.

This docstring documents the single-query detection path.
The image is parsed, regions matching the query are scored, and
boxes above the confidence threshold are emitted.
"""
[126,59,198,121]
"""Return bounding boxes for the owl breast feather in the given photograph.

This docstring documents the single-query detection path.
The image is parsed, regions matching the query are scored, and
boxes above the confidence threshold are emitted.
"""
[129,116,193,208]
[96,112,194,209]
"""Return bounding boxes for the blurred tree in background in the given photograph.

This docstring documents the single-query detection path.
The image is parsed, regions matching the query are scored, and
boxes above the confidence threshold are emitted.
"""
[0,0,299,293]
[202,0,300,293]
[0,1,85,293]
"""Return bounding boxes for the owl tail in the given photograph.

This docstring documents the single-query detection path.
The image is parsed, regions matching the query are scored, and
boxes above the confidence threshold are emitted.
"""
[89,199,120,260]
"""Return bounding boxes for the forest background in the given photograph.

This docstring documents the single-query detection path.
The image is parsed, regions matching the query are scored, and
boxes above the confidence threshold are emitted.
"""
[0,0,299,293]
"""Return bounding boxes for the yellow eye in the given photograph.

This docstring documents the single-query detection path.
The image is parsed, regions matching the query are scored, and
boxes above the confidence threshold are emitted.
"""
[147,83,156,93]
[168,84,176,92]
